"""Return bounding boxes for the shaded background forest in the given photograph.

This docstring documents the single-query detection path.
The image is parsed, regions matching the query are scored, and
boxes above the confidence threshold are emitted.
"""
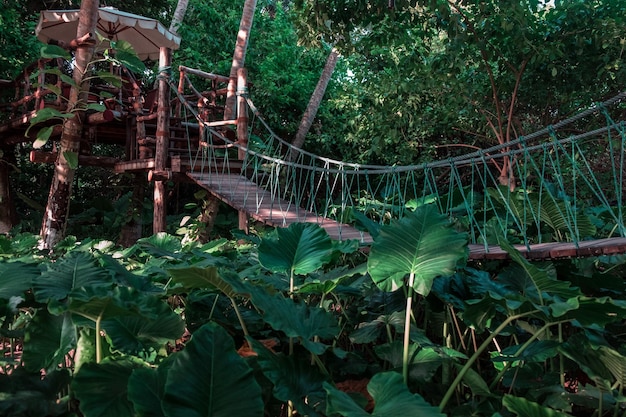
[2,0,626,240]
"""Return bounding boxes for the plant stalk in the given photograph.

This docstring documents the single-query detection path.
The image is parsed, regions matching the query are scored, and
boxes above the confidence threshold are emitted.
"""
[403,272,416,385]
[95,313,103,364]
[489,320,569,391]
[230,296,249,336]
[289,268,295,355]
[439,310,540,412]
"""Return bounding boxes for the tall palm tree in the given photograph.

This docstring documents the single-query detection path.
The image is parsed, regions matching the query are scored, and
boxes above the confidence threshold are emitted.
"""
[40,0,99,249]
[289,47,339,161]
[169,0,189,35]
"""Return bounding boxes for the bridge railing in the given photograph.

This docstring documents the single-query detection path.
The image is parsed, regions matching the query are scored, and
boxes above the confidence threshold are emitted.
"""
[177,77,626,249]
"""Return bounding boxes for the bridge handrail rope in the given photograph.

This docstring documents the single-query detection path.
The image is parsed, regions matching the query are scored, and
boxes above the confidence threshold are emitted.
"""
[172,71,626,248]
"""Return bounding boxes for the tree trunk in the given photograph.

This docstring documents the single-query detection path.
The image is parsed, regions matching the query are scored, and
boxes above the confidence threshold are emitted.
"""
[118,173,146,247]
[0,145,17,234]
[153,46,172,235]
[40,0,98,249]
[289,47,339,161]
[197,195,220,243]
[169,0,189,36]
[224,0,257,120]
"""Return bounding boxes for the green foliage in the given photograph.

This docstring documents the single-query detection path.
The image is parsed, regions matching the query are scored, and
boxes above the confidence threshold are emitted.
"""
[0,6,39,79]
[1,224,626,416]
[502,394,574,417]
[325,371,444,417]
[368,204,468,296]
[259,222,334,277]
[72,357,145,417]
[162,322,264,417]
[249,337,328,416]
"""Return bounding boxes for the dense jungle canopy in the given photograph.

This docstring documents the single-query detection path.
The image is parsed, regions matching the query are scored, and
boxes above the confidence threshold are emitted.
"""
[2,0,626,237]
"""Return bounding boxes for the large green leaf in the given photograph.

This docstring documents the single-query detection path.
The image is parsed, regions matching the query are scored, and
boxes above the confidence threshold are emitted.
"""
[0,261,39,300]
[375,341,443,384]
[33,251,113,303]
[503,394,573,417]
[0,368,71,417]
[532,191,596,240]
[248,337,327,417]
[168,266,250,297]
[499,239,580,305]
[368,205,467,295]
[39,44,71,60]
[258,222,334,275]
[127,355,175,417]
[101,293,185,355]
[162,322,263,417]
[22,311,76,373]
[350,311,405,344]
[67,286,153,322]
[137,233,182,258]
[325,371,444,416]
[250,289,339,354]
[73,357,146,417]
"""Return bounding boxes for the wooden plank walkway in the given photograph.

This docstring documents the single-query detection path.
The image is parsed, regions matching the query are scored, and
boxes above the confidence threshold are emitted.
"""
[468,237,626,260]
[188,173,372,243]
[188,173,626,261]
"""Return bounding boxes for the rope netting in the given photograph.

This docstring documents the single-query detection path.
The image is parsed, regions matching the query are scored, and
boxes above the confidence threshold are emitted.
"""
[173,75,626,248]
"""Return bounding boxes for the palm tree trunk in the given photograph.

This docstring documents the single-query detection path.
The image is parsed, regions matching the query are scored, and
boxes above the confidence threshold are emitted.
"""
[40,0,99,249]
[224,0,257,120]
[289,47,339,161]
[169,0,189,35]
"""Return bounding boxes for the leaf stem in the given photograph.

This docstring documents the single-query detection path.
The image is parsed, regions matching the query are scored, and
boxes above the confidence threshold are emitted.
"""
[403,272,416,385]
[489,319,570,391]
[439,310,540,412]
[95,312,103,364]
[230,296,249,337]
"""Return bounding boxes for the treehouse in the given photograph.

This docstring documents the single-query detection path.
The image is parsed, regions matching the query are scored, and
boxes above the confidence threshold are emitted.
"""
[0,7,250,236]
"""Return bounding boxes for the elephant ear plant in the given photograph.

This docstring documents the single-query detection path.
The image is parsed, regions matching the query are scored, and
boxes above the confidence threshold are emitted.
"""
[367,204,468,384]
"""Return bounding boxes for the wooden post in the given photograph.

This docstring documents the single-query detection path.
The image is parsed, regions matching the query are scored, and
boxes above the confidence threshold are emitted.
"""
[238,210,249,234]
[153,46,171,234]
[236,68,248,161]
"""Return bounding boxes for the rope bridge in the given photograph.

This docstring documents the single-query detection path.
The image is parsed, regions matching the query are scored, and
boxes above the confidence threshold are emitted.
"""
[174,79,626,259]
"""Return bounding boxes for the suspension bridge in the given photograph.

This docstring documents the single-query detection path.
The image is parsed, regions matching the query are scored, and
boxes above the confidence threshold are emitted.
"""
[2,58,626,260]
[170,72,626,260]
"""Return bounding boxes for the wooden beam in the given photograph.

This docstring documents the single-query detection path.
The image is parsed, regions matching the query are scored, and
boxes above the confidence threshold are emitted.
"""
[48,32,96,51]
[86,109,122,124]
[148,169,172,182]
[114,158,156,173]
[179,66,230,84]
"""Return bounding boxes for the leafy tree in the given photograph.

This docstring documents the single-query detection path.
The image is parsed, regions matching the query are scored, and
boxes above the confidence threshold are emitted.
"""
[0,3,40,79]
[39,0,101,250]
[292,0,626,166]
